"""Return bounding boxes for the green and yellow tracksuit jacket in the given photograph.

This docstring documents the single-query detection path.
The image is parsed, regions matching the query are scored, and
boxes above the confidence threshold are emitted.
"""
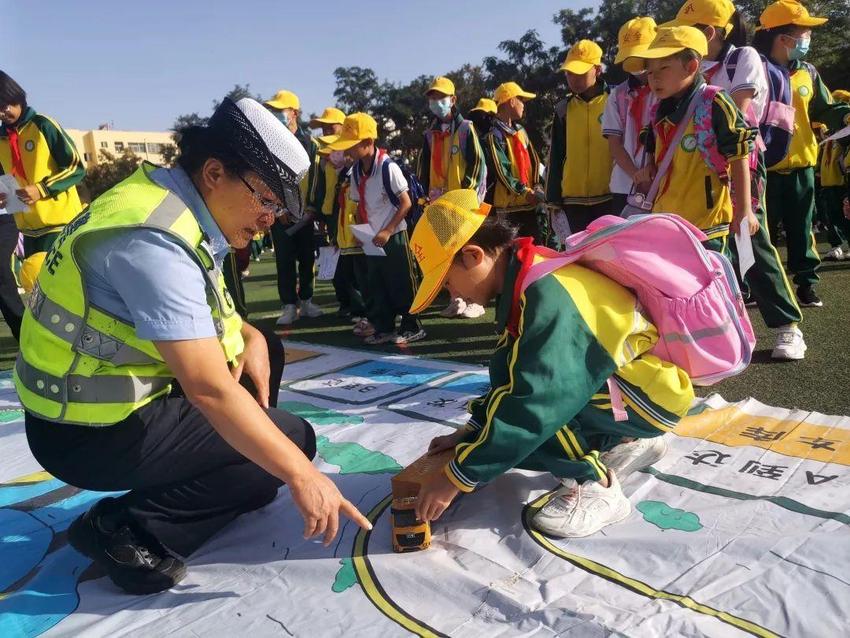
[483,119,541,213]
[545,85,613,206]
[770,61,850,172]
[0,107,85,236]
[416,111,486,198]
[445,246,694,492]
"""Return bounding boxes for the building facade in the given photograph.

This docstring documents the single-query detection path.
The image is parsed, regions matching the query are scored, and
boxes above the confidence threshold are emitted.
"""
[66,128,175,167]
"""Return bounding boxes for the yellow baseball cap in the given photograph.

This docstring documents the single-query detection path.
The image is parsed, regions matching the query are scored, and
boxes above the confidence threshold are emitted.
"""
[325,113,378,151]
[758,0,827,30]
[559,40,604,74]
[614,17,658,71]
[833,90,850,103]
[425,76,456,97]
[309,107,346,128]
[408,190,492,314]
[265,90,300,111]
[470,98,498,115]
[493,82,536,105]
[669,0,736,32]
[631,25,709,61]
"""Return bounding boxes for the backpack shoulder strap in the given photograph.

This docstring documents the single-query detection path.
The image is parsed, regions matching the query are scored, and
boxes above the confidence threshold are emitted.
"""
[379,151,401,209]
[693,85,729,177]
[457,119,471,151]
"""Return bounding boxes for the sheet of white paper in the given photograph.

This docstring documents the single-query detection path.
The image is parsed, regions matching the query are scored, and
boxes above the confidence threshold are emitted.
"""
[350,224,386,257]
[735,217,756,277]
[822,123,850,144]
[550,209,572,243]
[0,174,27,215]
[316,246,340,280]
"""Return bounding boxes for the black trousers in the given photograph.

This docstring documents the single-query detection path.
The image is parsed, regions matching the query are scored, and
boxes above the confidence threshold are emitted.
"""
[271,220,315,305]
[0,216,24,341]
[24,330,316,557]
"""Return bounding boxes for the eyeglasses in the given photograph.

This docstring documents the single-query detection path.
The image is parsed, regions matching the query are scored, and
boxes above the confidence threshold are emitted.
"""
[238,175,286,217]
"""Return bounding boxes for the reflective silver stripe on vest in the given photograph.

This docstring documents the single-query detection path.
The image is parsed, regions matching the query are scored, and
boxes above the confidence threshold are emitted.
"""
[16,357,171,404]
[146,191,190,230]
[29,293,160,367]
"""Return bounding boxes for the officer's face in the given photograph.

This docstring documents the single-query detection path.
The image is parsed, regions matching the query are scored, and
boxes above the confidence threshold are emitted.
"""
[198,160,280,248]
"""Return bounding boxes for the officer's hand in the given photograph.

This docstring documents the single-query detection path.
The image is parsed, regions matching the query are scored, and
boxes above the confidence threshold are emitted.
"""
[289,469,372,546]
[231,323,271,408]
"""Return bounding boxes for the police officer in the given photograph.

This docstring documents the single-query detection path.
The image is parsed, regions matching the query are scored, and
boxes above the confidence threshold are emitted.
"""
[15,97,370,595]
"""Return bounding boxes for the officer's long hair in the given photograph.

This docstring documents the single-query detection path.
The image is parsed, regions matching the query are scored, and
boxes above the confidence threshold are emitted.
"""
[0,71,27,111]
[175,125,253,176]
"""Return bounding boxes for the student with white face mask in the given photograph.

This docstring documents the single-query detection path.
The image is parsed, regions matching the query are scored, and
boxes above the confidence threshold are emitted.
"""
[416,76,488,318]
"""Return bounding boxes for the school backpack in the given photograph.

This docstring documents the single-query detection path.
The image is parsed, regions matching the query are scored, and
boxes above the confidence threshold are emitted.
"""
[724,48,795,168]
[507,214,755,400]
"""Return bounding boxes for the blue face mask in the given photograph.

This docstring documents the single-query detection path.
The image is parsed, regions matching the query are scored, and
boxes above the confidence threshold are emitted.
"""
[787,35,811,61]
[276,111,290,126]
[429,97,453,119]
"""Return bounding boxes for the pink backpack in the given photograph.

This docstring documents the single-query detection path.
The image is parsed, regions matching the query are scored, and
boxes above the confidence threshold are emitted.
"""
[508,214,755,418]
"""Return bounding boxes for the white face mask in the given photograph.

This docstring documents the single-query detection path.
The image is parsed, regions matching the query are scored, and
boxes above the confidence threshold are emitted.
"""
[429,97,453,119]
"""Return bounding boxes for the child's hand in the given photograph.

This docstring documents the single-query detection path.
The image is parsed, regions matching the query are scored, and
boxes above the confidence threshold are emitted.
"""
[632,164,656,187]
[373,228,392,247]
[428,429,465,455]
[16,185,42,206]
[414,472,460,523]
[731,208,759,236]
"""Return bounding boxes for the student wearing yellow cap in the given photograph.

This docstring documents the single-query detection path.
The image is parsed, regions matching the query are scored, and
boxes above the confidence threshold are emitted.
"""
[407,190,693,537]
[603,17,658,215]
[418,76,487,319]
[264,90,323,325]
[468,98,497,144]
[418,76,487,203]
[327,113,425,345]
[631,27,758,248]
[753,0,850,308]
[819,90,850,261]
[545,40,615,235]
[483,82,544,240]
[670,0,806,360]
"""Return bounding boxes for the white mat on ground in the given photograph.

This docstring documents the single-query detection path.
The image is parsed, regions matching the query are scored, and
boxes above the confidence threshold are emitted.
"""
[1,342,849,638]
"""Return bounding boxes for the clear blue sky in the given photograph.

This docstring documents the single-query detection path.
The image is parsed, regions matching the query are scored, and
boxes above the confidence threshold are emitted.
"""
[2,0,597,132]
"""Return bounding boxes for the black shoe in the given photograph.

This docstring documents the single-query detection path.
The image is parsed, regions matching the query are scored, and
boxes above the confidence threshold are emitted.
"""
[796,286,823,308]
[68,497,186,595]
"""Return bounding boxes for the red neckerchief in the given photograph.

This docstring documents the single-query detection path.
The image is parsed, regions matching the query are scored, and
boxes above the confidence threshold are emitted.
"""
[628,84,651,151]
[6,127,27,181]
[506,237,537,338]
[356,149,385,224]
[654,118,680,200]
[508,130,531,187]
[431,129,450,185]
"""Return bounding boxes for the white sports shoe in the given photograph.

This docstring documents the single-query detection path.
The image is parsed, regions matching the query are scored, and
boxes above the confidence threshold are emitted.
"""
[298,298,323,318]
[531,471,631,538]
[771,325,807,360]
[600,436,668,480]
[440,297,466,317]
[824,246,844,261]
[276,304,298,326]
[460,302,486,319]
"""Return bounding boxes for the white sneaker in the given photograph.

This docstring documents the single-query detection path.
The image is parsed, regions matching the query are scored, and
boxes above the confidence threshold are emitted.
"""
[276,304,298,326]
[824,246,844,261]
[531,471,631,538]
[298,298,323,318]
[440,297,466,317]
[772,325,806,360]
[600,436,667,480]
[460,302,486,319]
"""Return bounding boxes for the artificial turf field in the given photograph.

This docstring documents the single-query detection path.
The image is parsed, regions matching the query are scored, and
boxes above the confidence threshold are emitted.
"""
[1,240,847,414]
